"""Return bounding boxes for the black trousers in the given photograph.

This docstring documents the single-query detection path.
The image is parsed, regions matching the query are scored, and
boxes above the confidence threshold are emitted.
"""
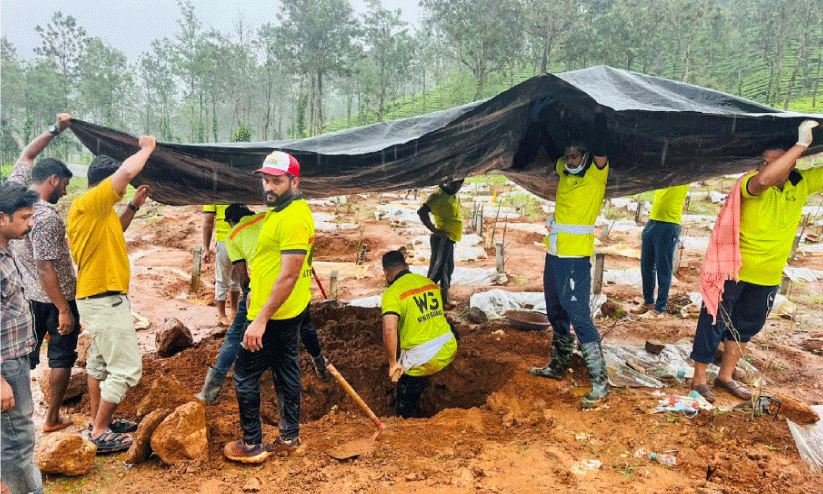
[233,307,304,445]
[396,373,430,419]
[428,235,455,302]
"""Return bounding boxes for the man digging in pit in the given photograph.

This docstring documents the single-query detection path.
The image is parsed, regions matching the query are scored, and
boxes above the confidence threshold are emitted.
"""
[690,120,820,403]
[418,178,464,309]
[6,113,81,434]
[67,136,156,453]
[528,102,612,408]
[224,151,314,463]
[381,250,458,418]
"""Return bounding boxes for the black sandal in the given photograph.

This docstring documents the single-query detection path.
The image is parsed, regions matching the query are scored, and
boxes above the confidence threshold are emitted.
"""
[87,420,138,434]
[89,429,132,454]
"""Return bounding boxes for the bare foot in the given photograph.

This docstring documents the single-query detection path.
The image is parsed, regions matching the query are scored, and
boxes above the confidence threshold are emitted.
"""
[44,416,74,433]
[217,316,231,326]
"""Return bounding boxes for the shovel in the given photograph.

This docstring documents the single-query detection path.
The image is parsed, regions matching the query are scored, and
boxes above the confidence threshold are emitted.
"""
[325,363,388,460]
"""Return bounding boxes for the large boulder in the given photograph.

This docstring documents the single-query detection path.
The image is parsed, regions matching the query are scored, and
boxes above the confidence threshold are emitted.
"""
[155,318,193,358]
[135,376,196,419]
[35,433,96,476]
[150,401,209,464]
[124,408,173,465]
[40,368,88,403]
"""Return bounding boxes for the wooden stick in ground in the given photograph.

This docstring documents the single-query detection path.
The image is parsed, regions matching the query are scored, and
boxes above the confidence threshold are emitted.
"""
[488,203,502,250]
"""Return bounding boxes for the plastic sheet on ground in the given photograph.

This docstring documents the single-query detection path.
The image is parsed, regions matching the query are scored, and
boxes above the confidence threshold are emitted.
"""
[680,236,710,251]
[469,289,606,319]
[347,295,382,308]
[602,342,762,389]
[315,221,359,232]
[799,243,823,255]
[602,269,678,287]
[595,219,643,233]
[409,265,500,286]
[597,245,642,259]
[783,267,823,282]
[788,405,823,472]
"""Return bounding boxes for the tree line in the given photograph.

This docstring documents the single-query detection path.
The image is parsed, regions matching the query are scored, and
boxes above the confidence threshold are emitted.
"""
[2,0,821,166]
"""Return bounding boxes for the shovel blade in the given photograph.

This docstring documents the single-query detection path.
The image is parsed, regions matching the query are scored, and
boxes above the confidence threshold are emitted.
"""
[326,437,376,460]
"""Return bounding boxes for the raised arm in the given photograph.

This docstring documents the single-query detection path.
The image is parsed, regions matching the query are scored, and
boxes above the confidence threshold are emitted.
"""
[19,113,71,164]
[747,120,819,196]
[109,136,156,196]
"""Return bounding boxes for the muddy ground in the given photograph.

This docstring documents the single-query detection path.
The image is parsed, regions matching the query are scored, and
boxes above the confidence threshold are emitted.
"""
[30,177,823,493]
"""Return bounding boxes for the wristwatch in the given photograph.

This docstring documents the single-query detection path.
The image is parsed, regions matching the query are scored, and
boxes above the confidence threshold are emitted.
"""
[127,203,139,212]
[48,125,60,136]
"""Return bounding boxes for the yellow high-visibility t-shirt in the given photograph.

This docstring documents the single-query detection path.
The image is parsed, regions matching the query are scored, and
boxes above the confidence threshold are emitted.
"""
[225,212,266,263]
[738,168,823,286]
[544,158,608,257]
[203,205,230,242]
[381,271,457,377]
[650,184,690,224]
[424,188,463,242]
[248,199,315,321]
[67,178,130,298]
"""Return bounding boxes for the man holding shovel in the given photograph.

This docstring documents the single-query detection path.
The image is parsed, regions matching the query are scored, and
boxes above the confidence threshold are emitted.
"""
[381,250,457,418]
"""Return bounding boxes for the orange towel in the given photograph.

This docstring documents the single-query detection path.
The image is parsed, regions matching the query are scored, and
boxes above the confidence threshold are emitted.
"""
[700,175,746,324]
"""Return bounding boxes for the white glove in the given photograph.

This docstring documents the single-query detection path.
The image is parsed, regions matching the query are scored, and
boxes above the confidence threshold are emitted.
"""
[797,119,819,148]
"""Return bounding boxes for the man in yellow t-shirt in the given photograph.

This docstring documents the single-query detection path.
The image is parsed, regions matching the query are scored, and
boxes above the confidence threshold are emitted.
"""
[67,136,156,454]
[224,151,314,464]
[528,103,611,407]
[690,120,820,403]
[635,184,690,317]
[381,250,457,418]
[202,204,241,325]
[418,179,464,308]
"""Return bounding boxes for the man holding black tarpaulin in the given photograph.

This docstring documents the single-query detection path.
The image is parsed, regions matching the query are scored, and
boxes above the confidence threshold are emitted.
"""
[526,97,612,407]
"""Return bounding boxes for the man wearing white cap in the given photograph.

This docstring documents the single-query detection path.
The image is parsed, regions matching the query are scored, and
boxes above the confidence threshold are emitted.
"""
[224,151,316,463]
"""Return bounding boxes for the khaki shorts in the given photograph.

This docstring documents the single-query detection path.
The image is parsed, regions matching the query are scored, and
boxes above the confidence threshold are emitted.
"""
[77,294,142,404]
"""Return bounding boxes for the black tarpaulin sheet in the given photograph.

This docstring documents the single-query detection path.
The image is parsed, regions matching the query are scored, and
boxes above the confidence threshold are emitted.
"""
[68,65,823,206]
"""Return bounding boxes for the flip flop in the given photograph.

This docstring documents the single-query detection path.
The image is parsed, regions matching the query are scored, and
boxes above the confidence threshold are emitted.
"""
[43,419,73,433]
[88,429,132,454]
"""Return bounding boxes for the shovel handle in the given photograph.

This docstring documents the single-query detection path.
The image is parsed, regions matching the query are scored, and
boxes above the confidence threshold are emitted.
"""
[327,363,386,431]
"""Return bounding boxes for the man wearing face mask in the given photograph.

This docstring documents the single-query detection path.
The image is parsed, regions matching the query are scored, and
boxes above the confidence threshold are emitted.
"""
[224,151,314,464]
[7,113,82,434]
[418,179,464,309]
[529,105,611,408]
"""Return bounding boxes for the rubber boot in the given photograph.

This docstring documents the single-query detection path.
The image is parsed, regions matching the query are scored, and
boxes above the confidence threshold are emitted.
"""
[579,341,610,407]
[529,334,575,379]
[312,354,331,382]
[195,367,227,404]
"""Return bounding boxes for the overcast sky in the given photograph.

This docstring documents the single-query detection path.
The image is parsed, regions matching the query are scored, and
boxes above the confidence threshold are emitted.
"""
[1,0,423,62]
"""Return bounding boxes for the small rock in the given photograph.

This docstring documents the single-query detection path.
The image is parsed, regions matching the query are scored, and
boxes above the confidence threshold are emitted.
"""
[645,340,665,355]
[466,307,488,324]
[242,478,262,492]
[151,401,208,464]
[155,318,193,358]
[35,433,96,476]
[800,338,823,354]
[75,332,91,367]
[124,408,173,465]
[135,376,196,419]
[773,393,819,424]
[40,368,88,403]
